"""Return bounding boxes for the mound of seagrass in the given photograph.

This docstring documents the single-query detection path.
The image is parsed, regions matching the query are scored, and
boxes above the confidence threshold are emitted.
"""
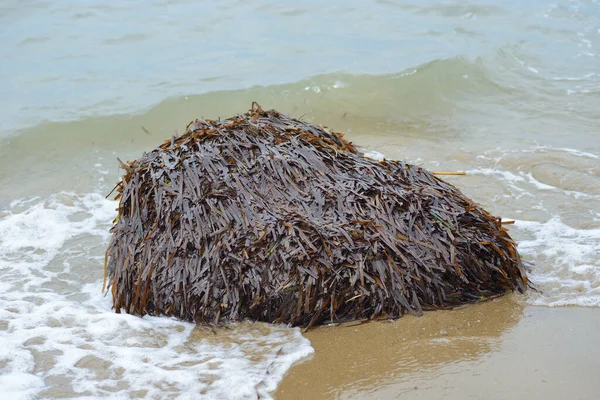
[104,103,528,328]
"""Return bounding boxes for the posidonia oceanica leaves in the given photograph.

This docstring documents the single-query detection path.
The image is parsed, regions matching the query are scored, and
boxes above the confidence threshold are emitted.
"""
[105,103,528,328]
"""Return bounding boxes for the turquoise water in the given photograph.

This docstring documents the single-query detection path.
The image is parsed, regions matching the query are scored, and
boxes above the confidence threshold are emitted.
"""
[0,1,599,398]
[1,0,599,135]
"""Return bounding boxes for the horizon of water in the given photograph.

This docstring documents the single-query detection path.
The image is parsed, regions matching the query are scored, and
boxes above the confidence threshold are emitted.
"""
[1,1,599,399]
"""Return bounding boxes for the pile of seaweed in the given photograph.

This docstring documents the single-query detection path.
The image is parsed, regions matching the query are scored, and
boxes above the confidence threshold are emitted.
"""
[104,103,528,328]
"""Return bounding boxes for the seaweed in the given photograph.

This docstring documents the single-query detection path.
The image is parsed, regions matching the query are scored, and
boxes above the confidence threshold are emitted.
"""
[104,103,528,328]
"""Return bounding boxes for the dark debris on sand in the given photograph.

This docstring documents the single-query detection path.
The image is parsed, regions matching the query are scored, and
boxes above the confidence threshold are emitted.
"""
[104,103,528,328]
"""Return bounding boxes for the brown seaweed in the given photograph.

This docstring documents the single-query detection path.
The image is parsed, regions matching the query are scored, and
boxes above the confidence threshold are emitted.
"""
[104,103,528,328]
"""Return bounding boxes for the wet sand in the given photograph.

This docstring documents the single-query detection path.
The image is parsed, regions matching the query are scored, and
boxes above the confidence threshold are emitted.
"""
[275,295,600,399]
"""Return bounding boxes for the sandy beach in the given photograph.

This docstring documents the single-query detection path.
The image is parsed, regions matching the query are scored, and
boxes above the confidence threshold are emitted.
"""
[2,2,598,398]
[276,295,600,399]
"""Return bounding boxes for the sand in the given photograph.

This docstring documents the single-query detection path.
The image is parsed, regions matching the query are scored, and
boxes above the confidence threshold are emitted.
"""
[275,295,600,399]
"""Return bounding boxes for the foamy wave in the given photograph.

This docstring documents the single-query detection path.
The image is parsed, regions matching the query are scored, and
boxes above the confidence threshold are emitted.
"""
[0,193,115,277]
[465,146,600,306]
[0,193,313,399]
[554,147,599,159]
[515,217,600,307]
[467,167,595,199]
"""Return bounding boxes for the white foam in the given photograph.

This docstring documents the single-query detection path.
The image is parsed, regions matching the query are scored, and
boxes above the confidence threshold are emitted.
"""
[554,147,599,159]
[303,85,321,93]
[303,80,347,92]
[462,146,599,306]
[514,217,600,307]
[363,150,386,161]
[0,192,313,399]
[428,145,600,308]
[0,193,116,295]
[468,147,599,199]
[467,168,526,184]
[523,172,557,191]
[550,73,597,81]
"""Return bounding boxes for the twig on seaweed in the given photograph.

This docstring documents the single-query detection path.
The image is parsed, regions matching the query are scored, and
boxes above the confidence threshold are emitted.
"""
[501,219,516,225]
[102,251,109,293]
[105,182,120,199]
[432,171,466,176]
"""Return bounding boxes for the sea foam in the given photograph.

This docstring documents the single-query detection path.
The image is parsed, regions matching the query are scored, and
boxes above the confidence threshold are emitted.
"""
[516,217,600,307]
[466,145,600,307]
[0,192,313,399]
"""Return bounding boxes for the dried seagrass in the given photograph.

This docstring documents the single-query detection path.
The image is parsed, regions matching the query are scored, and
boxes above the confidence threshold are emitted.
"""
[104,103,528,328]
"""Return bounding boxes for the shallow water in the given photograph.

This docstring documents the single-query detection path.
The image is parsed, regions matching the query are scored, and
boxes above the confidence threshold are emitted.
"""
[0,0,599,398]
[277,298,600,399]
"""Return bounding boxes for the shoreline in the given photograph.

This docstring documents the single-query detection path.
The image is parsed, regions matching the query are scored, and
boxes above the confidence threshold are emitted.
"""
[275,295,600,399]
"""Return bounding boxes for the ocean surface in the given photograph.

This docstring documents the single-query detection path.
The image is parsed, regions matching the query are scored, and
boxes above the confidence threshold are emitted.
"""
[1,0,599,398]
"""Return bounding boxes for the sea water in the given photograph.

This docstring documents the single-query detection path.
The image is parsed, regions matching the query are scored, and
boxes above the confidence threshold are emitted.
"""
[0,0,599,398]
